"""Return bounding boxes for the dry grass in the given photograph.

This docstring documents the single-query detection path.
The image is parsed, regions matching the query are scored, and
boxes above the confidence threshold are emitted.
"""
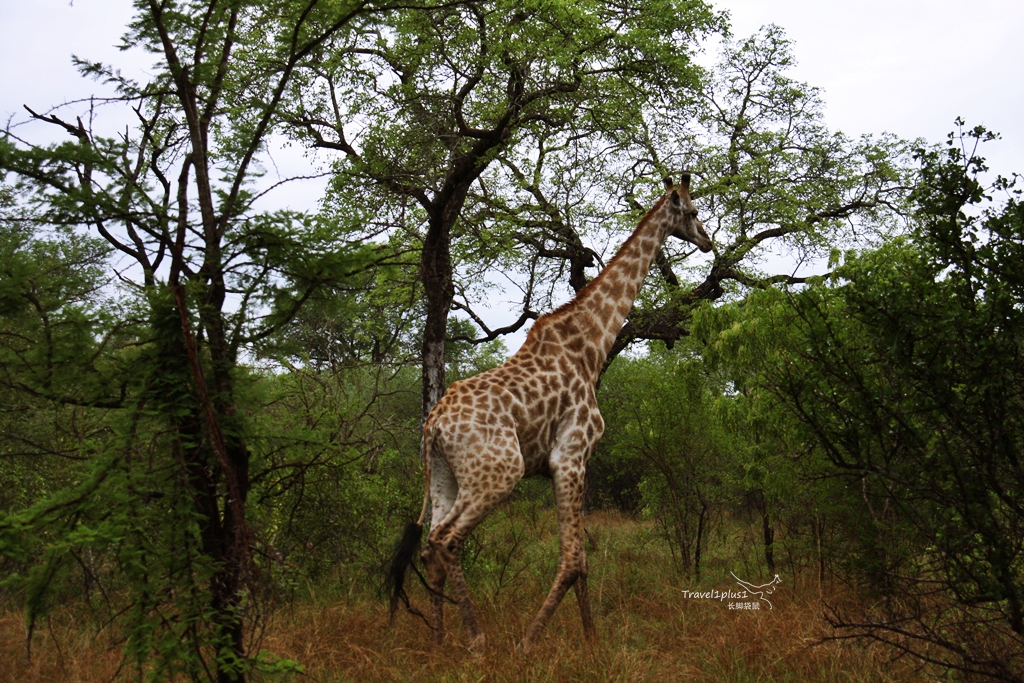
[0,609,124,683]
[0,511,929,683]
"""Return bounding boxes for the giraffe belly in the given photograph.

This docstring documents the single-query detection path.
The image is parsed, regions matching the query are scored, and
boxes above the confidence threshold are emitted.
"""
[520,444,553,478]
[515,406,584,478]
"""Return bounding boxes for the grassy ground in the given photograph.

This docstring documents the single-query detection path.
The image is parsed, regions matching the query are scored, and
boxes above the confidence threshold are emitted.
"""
[1,507,926,682]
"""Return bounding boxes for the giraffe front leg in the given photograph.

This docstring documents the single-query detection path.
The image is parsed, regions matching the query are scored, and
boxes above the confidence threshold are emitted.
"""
[574,552,596,640]
[523,458,592,651]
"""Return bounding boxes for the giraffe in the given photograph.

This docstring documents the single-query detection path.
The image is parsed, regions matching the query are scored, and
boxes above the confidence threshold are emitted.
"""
[386,174,712,652]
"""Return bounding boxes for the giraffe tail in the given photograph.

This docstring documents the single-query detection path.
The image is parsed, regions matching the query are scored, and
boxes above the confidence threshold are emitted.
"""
[383,425,434,624]
[384,520,424,623]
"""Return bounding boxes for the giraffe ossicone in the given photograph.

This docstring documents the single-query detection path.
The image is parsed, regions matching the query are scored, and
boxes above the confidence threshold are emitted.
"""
[386,174,712,652]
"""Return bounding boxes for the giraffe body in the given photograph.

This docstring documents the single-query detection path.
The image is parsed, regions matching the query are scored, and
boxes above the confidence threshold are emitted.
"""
[389,175,711,651]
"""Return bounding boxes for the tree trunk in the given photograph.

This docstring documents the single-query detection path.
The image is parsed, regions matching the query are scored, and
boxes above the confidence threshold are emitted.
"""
[694,502,708,581]
[420,214,454,425]
[761,491,775,575]
[175,285,250,682]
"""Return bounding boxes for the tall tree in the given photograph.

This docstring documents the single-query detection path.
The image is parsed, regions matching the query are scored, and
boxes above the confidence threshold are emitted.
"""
[607,25,915,358]
[345,23,915,393]
[287,0,725,421]
[0,1,387,679]
[701,123,1024,681]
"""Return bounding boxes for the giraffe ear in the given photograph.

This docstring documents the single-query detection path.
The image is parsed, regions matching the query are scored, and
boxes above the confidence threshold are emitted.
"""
[663,176,674,191]
[670,190,680,206]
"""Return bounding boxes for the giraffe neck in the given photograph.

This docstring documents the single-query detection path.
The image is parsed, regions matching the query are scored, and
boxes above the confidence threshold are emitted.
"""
[523,198,671,384]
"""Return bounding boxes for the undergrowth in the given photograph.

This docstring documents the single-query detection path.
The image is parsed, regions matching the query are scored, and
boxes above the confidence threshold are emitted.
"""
[1,501,929,683]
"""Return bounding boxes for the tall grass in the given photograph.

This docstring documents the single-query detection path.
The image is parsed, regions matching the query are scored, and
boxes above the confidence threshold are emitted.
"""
[1,506,928,682]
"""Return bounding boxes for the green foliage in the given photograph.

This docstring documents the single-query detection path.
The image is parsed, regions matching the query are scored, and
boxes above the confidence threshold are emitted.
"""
[290,0,728,358]
[1,0,391,679]
[264,258,424,370]
[596,344,733,577]
[699,123,1024,678]
[298,0,723,186]
[246,362,423,582]
[0,220,123,402]
[446,318,509,382]
[694,26,913,258]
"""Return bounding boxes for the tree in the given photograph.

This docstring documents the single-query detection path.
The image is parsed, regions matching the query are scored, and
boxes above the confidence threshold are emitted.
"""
[287,0,725,421]
[0,1,386,679]
[0,210,120,582]
[702,122,1024,681]
[608,25,914,358]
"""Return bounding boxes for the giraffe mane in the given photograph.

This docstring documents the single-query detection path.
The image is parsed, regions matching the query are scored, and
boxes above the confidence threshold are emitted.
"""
[525,193,671,341]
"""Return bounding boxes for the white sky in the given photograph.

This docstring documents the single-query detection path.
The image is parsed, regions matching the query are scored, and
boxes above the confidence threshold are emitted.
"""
[3,1,1021,180]
[2,2,137,133]
[710,0,1024,178]
[2,0,1023,352]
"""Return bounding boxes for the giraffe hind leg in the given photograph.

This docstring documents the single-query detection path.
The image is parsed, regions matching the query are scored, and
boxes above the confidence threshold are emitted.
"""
[574,559,596,639]
[422,451,458,646]
[421,543,448,646]
[427,458,524,650]
[434,531,485,650]
[427,498,488,651]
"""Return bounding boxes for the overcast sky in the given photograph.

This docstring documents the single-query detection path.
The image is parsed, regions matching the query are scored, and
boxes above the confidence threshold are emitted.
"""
[3,0,1022,172]
[2,0,1022,350]
[711,0,1024,177]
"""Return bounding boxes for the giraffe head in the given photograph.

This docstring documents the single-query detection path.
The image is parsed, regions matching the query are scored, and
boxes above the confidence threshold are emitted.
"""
[663,174,712,252]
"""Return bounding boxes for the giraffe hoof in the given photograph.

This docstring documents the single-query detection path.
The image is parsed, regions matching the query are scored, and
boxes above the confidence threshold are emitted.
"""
[468,633,486,656]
